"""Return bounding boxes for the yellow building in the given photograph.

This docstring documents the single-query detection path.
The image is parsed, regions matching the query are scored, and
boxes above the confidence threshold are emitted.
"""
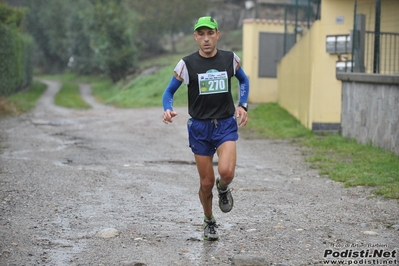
[243,0,399,131]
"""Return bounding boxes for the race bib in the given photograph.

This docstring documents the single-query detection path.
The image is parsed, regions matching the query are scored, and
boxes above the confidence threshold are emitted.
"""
[198,71,228,95]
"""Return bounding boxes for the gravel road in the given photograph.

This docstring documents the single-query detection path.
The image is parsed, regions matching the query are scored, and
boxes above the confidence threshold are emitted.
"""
[0,80,398,266]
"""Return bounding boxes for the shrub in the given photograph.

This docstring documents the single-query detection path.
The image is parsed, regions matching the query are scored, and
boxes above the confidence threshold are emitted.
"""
[0,3,34,96]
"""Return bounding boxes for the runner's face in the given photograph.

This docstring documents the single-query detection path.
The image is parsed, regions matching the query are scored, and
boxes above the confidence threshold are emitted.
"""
[194,27,220,57]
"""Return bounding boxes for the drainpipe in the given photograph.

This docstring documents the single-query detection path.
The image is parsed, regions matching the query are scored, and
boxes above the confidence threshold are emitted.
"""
[284,6,288,55]
[351,0,357,72]
[295,0,298,42]
[307,0,310,29]
[373,0,381,73]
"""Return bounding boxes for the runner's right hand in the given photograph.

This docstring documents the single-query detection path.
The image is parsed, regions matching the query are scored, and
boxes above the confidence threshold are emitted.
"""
[162,109,178,124]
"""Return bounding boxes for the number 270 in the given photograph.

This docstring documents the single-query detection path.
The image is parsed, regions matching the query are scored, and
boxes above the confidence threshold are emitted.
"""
[208,80,226,91]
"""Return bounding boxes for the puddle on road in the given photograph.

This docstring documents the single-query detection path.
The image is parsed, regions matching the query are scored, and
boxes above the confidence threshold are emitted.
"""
[31,119,75,126]
[49,120,75,126]
[181,236,231,265]
[146,159,196,165]
[145,160,217,166]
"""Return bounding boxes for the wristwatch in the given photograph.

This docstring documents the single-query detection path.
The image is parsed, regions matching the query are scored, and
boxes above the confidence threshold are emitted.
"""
[238,103,248,112]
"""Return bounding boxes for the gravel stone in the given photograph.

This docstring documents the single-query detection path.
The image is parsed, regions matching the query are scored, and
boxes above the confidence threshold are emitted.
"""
[95,228,120,238]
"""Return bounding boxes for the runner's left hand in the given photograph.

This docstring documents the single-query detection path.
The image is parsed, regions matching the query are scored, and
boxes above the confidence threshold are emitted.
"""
[236,107,248,127]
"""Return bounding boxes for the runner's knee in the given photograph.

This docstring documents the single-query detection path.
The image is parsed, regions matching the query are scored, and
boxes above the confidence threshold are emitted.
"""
[200,177,215,192]
[218,166,235,181]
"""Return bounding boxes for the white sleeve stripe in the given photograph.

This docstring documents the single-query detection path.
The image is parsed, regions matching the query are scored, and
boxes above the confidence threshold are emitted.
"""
[233,52,241,75]
[174,60,189,85]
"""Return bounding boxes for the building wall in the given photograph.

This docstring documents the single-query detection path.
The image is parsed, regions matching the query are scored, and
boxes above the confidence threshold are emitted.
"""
[309,0,355,127]
[380,0,399,32]
[355,0,398,32]
[277,21,317,129]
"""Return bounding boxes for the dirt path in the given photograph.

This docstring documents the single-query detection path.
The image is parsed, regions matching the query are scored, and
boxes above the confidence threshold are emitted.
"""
[0,80,398,266]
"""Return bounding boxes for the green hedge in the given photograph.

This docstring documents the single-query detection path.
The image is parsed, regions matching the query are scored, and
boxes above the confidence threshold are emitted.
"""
[0,23,34,96]
[0,2,33,96]
[0,23,15,95]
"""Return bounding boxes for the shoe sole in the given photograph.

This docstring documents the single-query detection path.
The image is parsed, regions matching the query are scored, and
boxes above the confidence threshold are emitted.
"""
[203,236,219,241]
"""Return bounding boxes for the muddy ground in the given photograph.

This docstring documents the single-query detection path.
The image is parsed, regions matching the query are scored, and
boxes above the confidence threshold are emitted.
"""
[0,80,398,266]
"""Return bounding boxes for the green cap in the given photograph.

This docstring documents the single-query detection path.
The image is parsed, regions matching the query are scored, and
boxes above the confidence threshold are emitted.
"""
[194,16,218,31]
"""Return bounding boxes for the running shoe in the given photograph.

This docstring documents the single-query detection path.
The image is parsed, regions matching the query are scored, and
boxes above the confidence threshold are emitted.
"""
[216,177,234,213]
[203,218,219,241]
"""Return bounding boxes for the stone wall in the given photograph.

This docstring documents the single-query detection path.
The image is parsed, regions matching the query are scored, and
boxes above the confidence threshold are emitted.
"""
[337,73,399,156]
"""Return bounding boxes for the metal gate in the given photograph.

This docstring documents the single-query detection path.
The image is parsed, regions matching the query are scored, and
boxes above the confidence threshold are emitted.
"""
[258,32,296,78]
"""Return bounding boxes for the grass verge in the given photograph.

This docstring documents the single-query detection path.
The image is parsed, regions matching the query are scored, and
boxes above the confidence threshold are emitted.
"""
[54,81,91,109]
[243,103,313,139]
[302,135,399,199]
[242,103,399,199]
[0,80,47,116]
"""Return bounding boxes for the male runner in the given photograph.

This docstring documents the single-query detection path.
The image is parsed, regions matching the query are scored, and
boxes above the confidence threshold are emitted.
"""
[162,16,250,241]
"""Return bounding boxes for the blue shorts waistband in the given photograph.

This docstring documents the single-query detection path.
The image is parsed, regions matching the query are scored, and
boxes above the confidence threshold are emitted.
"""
[190,115,234,122]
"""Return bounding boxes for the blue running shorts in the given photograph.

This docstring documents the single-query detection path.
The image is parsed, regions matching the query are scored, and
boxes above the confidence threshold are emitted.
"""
[187,116,238,156]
